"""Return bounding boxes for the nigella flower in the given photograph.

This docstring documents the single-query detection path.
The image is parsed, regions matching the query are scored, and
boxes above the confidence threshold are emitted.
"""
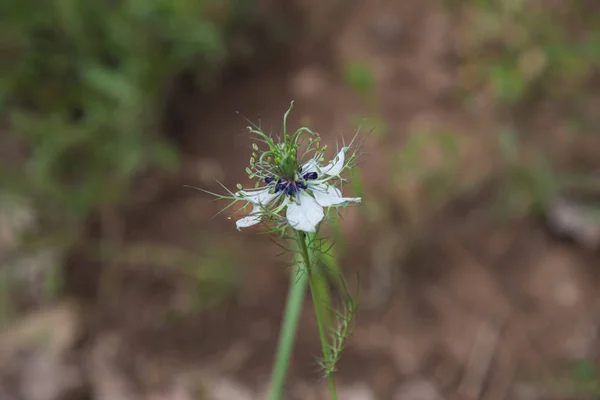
[185,102,364,234]
[187,103,363,396]
[235,147,361,233]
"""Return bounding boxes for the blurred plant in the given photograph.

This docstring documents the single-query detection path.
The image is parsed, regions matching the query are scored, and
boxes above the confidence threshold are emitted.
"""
[493,128,559,219]
[570,359,600,396]
[0,0,257,248]
[456,0,600,113]
[391,129,462,228]
[0,1,262,319]
[342,59,388,139]
[190,102,364,400]
[343,59,376,101]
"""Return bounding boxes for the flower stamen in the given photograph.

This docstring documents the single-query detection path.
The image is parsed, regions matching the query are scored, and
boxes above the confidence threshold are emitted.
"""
[303,172,318,180]
[266,171,320,198]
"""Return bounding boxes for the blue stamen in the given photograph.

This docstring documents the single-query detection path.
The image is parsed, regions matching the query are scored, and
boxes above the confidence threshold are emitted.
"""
[273,176,313,196]
[285,184,296,195]
[303,172,318,180]
[275,179,285,193]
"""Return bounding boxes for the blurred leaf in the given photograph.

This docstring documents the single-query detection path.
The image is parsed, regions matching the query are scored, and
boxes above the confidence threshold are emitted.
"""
[572,359,599,385]
[529,151,559,212]
[152,142,180,171]
[438,131,460,160]
[349,115,387,139]
[497,128,521,164]
[488,64,525,104]
[82,65,138,105]
[350,167,367,204]
[43,265,64,299]
[398,133,426,172]
[581,33,600,61]
[343,60,376,98]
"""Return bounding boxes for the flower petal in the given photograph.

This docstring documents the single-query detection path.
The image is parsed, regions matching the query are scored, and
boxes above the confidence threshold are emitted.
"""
[320,148,346,177]
[300,158,321,175]
[310,183,361,207]
[286,191,324,233]
[236,205,262,230]
[236,187,278,205]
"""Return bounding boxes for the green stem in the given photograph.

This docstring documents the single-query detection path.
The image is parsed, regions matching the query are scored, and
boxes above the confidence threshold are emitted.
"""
[296,230,338,400]
[268,253,308,400]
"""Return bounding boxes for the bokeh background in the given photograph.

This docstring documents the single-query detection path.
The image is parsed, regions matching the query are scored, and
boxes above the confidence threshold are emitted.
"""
[2,0,600,399]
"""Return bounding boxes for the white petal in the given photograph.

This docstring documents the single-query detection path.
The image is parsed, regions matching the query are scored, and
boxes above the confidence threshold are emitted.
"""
[320,148,347,177]
[300,158,320,174]
[236,203,263,230]
[310,183,361,207]
[286,191,324,233]
[236,187,278,205]
[236,213,261,230]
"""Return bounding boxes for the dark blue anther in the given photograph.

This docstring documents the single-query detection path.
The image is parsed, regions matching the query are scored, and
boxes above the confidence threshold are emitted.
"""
[275,179,285,193]
[265,176,274,184]
[303,172,318,180]
[285,184,295,195]
[297,181,307,189]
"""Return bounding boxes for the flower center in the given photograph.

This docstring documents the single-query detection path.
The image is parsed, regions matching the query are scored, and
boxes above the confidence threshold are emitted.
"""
[266,172,319,196]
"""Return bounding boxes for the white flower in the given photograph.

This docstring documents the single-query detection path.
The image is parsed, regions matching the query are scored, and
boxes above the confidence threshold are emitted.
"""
[235,148,361,233]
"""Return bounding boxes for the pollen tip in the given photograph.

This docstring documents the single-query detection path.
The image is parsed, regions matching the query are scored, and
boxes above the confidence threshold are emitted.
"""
[303,172,318,180]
